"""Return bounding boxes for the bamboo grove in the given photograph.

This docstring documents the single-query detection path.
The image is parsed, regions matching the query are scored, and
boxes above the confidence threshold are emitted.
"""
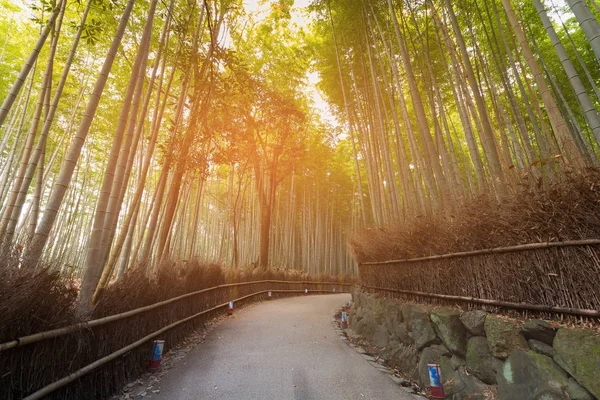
[0,0,356,310]
[314,0,600,225]
[1,0,600,309]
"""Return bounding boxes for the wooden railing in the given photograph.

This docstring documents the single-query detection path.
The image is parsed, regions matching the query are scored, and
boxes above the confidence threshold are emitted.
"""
[1,279,353,400]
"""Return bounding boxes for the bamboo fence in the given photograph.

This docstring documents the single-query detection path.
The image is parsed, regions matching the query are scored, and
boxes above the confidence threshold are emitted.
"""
[1,279,352,400]
[359,240,600,320]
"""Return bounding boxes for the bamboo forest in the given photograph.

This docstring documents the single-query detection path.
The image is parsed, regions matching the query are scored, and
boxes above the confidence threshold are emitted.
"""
[6,0,600,398]
[2,0,600,307]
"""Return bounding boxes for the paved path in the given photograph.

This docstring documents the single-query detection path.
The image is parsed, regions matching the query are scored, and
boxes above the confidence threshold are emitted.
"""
[153,294,414,400]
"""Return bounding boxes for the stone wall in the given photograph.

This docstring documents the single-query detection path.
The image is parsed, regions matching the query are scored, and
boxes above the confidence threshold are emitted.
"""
[349,291,599,400]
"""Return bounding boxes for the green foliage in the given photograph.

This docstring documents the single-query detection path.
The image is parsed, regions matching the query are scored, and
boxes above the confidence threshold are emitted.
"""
[0,0,36,95]
[4,0,600,279]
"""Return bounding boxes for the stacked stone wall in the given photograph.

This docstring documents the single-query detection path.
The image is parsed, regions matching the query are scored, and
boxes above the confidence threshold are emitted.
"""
[349,291,599,400]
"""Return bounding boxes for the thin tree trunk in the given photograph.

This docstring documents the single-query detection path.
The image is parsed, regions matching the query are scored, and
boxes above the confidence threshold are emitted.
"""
[566,0,600,64]
[0,21,59,242]
[501,0,584,167]
[327,1,368,226]
[443,0,506,194]
[0,2,62,129]
[5,0,85,244]
[80,0,156,307]
[534,0,600,144]
[24,0,137,268]
[387,0,449,208]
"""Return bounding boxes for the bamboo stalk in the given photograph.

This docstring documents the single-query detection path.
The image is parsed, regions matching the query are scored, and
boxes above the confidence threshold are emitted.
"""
[361,285,600,318]
[0,280,354,351]
[359,239,600,266]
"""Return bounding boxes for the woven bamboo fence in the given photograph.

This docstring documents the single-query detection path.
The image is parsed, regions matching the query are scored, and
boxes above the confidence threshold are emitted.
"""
[358,240,600,320]
[0,279,352,400]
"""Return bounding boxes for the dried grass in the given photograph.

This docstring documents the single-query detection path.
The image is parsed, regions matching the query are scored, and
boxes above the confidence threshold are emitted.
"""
[352,169,600,320]
[352,169,600,262]
[0,259,350,399]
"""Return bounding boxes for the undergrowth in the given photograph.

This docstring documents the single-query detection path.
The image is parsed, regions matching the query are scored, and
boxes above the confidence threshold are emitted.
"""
[0,259,351,399]
[351,169,600,322]
[351,168,600,263]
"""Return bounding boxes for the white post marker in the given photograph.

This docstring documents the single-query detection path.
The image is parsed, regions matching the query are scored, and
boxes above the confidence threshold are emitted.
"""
[304,288,308,295]
[347,300,352,307]
[227,301,234,315]
[341,311,348,328]
[268,291,272,300]
[333,287,336,293]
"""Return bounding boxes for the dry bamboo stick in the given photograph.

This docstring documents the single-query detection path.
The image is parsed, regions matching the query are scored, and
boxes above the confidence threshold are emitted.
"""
[359,239,600,266]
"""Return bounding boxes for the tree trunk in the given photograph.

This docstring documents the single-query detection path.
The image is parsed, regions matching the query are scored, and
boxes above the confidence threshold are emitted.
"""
[534,0,600,144]
[566,0,600,64]
[386,0,449,208]
[0,27,57,242]
[328,2,368,225]
[5,0,85,244]
[79,0,157,308]
[501,0,584,167]
[24,0,137,269]
[0,1,62,129]
[443,0,506,194]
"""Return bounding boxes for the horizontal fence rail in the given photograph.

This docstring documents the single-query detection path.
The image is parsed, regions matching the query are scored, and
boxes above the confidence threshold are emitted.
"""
[358,239,600,321]
[24,288,346,400]
[2,279,353,400]
[0,280,352,352]
[359,239,600,265]
[361,285,600,318]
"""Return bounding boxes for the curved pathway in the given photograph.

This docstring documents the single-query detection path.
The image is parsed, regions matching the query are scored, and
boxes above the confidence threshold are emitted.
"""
[152,294,415,400]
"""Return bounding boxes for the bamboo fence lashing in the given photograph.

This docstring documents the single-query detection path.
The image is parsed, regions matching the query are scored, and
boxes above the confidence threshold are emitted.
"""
[359,239,600,266]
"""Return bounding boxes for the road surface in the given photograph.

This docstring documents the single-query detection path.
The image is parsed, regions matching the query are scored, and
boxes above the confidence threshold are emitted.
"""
[153,294,415,400]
